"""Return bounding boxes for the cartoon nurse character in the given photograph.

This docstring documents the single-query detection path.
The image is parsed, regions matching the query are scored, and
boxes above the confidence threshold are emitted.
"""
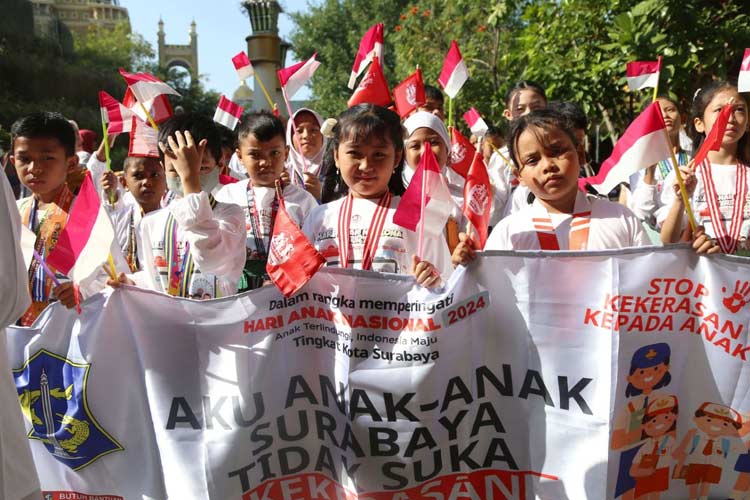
[629,395,678,499]
[672,402,746,500]
[611,343,673,499]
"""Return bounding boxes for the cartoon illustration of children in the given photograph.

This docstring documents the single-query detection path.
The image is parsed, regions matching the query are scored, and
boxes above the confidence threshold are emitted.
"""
[672,402,745,500]
[611,343,673,499]
[729,414,750,500]
[629,395,678,499]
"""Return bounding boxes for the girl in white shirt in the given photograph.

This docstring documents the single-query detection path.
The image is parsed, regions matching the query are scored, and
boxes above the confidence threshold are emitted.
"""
[660,81,750,255]
[303,104,452,285]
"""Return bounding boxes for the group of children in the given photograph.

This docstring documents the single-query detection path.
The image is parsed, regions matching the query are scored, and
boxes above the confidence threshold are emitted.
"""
[8,77,750,326]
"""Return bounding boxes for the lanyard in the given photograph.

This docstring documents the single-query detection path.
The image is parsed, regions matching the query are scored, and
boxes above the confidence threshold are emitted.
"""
[245,181,279,260]
[337,192,391,270]
[698,160,748,254]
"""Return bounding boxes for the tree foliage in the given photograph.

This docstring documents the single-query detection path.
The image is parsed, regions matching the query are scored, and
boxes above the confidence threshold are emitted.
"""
[288,0,750,144]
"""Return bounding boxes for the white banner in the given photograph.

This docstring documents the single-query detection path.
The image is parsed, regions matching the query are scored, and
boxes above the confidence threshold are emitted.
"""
[6,247,750,500]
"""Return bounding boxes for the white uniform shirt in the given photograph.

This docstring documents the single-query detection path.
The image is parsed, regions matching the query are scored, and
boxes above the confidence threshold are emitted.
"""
[0,173,42,500]
[133,192,246,298]
[487,191,650,250]
[215,181,317,260]
[302,195,453,279]
[487,148,514,226]
[633,435,675,471]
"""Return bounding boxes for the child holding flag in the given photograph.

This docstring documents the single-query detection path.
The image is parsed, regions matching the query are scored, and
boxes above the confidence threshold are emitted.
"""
[659,81,750,255]
[451,109,716,260]
[402,111,464,252]
[109,113,246,298]
[303,104,451,286]
[629,95,690,227]
[10,112,126,325]
[215,111,317,292]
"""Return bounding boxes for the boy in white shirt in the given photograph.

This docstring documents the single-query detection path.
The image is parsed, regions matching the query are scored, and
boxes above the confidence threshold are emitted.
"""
[110,113,246,298]
[215,111,317,292]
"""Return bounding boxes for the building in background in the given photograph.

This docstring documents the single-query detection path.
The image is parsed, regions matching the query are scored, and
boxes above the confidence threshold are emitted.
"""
[30,0,130,40]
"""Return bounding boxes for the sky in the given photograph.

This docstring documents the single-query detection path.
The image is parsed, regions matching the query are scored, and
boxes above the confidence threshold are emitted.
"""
[123,0,314,100]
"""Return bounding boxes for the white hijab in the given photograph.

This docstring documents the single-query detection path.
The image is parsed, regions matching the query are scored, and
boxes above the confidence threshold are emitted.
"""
[286,107,327,178]
[401,111,451,186]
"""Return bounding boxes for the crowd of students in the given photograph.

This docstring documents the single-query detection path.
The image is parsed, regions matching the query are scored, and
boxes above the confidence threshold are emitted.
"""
[4,78,749,327]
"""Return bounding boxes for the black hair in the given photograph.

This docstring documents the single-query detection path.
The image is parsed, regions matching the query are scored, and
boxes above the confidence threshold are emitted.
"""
[547,101,588,131]
[424,85,444,105]
[689,81,750,164]
[321,104,406,202]
[11,112,77,157]
[216,123,237,151]
[237,110,285,144]
[654,94,682,113]
[505,80,547,108]
[157,112,222,164]
[485,125,504,138]
[507,109,578,171]
[123,155,161,174]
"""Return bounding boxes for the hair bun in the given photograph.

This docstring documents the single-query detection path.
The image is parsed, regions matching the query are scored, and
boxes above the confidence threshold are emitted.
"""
[321,118,337,138]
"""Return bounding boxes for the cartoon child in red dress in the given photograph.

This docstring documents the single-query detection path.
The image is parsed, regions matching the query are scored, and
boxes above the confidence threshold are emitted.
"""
[629,395,678,499]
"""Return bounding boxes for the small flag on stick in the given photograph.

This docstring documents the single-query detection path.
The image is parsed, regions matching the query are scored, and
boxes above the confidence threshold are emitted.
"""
[393,68,425,119]
[348,23,384,89]
[213,95,244,131]
[463,108,488,137]
[626,58,661,91]
[437,40,469,99]
[347,57,391,108]
[232,51,254,81]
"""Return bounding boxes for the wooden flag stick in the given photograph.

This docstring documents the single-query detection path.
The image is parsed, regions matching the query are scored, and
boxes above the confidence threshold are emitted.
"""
[662,128,697,232]
[489,142,511,164]
[32,249,61,286]
[447,96,454,129]
[253,74,277,110]
[652,55,662,103]
[138,100,160,131]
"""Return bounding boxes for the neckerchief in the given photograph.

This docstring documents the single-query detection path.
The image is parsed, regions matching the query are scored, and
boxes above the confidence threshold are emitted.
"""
[698,159,748,254]
[337,192,391,270]
[20,185,74,326]
[530,193,592,250]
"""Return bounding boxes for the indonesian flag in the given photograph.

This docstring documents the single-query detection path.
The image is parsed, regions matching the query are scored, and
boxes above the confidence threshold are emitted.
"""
[579,101,671,194]
[99,91,134,134]
[463,107,488,137]
[462,151,492,248]
[232,51,254,81]
[123,89,174,124]
[348,23,384,89]
[738,48,750,93]
[266,192,326,297]
[626,57,661,91]
[119,68,179,102]
[278,54,321,100]
[449,127,475,178]
[347,56,391,108]
[437,40,469,98]
[393,146,453,236]
[128,117,160,158]
[213,95,244,131]
[692,103,734,166]
[393,68,425,118]
[46,172,117,282]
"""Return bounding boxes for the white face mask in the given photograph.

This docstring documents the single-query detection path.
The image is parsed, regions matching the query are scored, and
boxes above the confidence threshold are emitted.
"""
[166,168,220,197]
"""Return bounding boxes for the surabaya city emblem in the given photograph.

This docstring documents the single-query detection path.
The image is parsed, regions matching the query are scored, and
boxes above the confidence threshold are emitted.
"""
[269,232,294,265]
[450,142,466,165]
[14,349,123,471]
[467,184,490,215]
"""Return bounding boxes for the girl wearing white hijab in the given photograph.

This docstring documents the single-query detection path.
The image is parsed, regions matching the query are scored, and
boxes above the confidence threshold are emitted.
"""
[286,108,327,199]
[402,112,466,252]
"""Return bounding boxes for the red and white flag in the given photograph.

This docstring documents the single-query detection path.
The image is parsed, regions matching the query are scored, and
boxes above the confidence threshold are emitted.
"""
[692,103,734,166]
[579,101,671,194]
[738,48,750,93]
[128,117,160,158]
[437,40,469,98]
[232,51,254,81]
[123,89,174,124]
[626,57,661,91]
[462,151,492,248]
[463,107,488,137]
[119,68,179,103]
[393,68,425,118]
[46,172,117,282]
[99,91,134,134]
[449,127,475,178]
[213,95,244,131]
[266,190,326,297]
[278,54,321,100]
[348,23,384,89]
[394,146,454,238]
[347,56,391,108]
